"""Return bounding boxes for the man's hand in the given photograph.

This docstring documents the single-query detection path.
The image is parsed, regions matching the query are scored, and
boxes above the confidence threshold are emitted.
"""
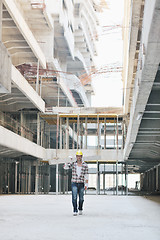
[85,185,87,191]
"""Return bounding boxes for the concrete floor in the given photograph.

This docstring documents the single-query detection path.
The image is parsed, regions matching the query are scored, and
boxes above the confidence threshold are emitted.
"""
[0,195,160,240]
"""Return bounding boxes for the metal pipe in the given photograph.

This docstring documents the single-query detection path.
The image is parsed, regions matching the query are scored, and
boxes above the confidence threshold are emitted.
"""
[85,117,87,149]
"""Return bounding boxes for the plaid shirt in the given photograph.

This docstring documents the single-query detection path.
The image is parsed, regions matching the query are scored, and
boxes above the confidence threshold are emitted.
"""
[64,161,88,183]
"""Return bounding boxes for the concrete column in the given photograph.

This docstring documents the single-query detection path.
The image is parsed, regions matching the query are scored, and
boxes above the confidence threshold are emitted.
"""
[66,175,68,194]
[56,114,59,151]
[63,175,65,194]
[156,166,159,191]
[35,161,39,195]
[59,174,61,194]
[63,129,66,149]
[72,123,75,149]
[57,85,60,107]
[104,118,106,149]
[48,126,51,149]
[0,111,4,126]
[113,164,115,195]
[41,121,44,147]
[116,161,118,195]
[96,162,100,195]
[28,162,31,194]
[60,118,62,149]
[125,163,128,195]
[121,120,124,149]
[116,115,119,149]
[39,76,42,97]
[84,117,87,149]
[77,114,79,149]
[20,111,25,137]
[66,118,69,149]
[25,166,28,194]
[37,113,40,145]
[56,163,59,195]
[18,163,21,193]
[121,163,123,195]
[80,123,83,149]
[15,162,18,193]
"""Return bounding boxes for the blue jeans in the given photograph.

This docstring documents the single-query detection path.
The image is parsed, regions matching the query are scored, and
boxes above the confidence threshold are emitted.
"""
[72,182,84,213]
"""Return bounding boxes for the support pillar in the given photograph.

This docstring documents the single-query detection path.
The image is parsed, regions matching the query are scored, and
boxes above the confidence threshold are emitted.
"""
[85,117,87,149]
[60,117,62,149]
[20,111,25,137]
[37,113,40,145]
[41,120,44,147]
[35,161,39,195]
[121,163,123,195]
[28,162,31,194]
[56,114,59,152]
[66,117,69,149]
[116,161,118,195]
[77,114,79,149]
[72,123,75,149]
[96,161,100,195]
[80,122,83,149]
[113,164,115,195]
[125,163,128,195]
[156,165,159,191]
[56,163,59,195]
[15,162,18,193]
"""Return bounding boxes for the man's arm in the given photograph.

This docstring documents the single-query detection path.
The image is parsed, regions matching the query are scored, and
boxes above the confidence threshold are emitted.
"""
[63,157,74,170]
[84,164,89,190]
[63,162,73,170]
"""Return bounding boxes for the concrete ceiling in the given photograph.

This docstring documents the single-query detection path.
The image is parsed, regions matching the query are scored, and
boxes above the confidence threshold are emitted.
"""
[127,67,160,173]
[125,0,160,173]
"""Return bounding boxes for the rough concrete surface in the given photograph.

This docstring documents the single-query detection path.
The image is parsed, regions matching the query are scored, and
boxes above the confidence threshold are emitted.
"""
[0,195,160,240]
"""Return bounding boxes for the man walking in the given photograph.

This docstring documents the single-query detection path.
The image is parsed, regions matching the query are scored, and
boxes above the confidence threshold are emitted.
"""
[64,150,88,216]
